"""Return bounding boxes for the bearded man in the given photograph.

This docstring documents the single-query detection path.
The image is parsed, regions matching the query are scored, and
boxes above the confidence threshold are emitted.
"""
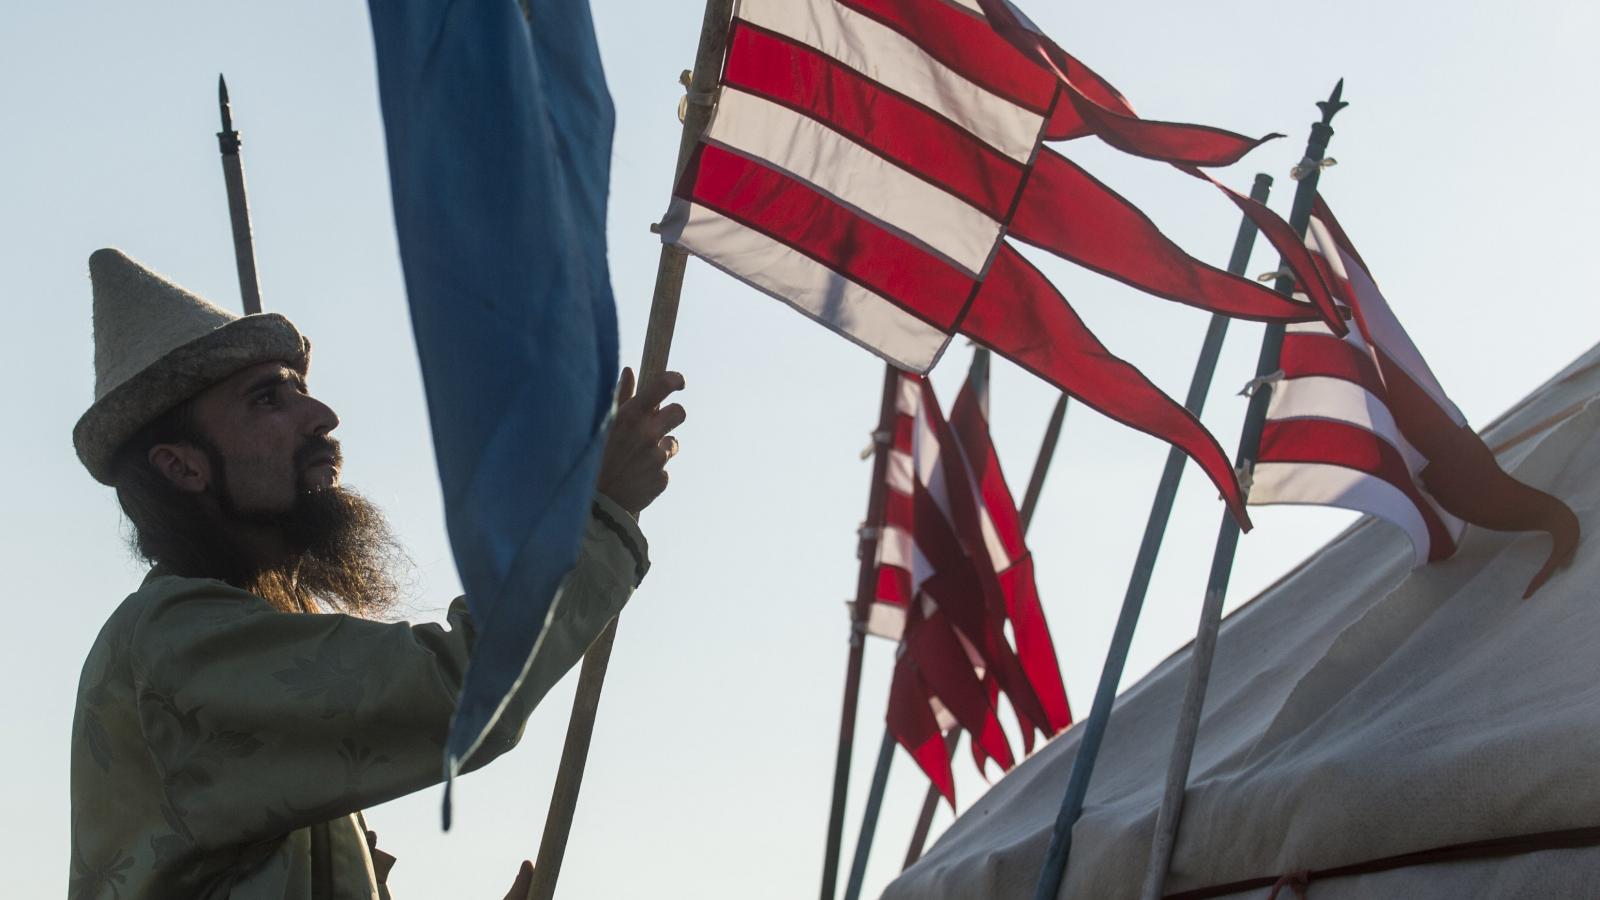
[68,249,684,899]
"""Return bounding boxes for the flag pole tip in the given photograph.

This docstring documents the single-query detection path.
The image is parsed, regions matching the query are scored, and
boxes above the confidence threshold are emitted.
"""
[217,75,234,134]
[1317,79,1348,125]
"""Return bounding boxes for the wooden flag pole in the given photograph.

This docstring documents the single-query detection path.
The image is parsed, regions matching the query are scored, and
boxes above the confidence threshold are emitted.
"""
[1136,84,1345,900]
[527,2,736,897]
[216,75,263,316]
[903,369,1067,869]
[1030,169,1279,900]
[819,365,903,900]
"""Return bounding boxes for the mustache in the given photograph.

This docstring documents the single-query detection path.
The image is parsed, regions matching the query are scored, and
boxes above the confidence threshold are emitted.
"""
[294,435,344,472]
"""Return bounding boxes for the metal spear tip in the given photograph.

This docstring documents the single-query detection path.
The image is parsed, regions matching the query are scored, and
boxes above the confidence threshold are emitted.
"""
[1317,78,1348,125]
[967,345,991,392]
[218,73,234,133]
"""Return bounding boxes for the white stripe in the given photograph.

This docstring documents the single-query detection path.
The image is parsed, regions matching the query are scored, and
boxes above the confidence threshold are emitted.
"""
[737,0,1044,162]
[709,89,1003,275]
[914,403,954,522]
[886,448,915,496]
[1304,216,1350,282]
[1250,461,1462,568]
[1285,319,1338,337]
[896,374,922,416]
[865,602,906,640]
[661,200,952,371]
[878,523,916,570]
[1266,376,1426,472]
[878,527,937,603]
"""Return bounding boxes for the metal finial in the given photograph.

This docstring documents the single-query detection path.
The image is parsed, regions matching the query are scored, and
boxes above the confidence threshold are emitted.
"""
[1316,78,1347,126]
[968,345,991,393]
[218,74,234,134]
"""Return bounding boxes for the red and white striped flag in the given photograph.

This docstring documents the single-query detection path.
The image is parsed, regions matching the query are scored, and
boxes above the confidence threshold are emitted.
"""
[874,362,1070,804]
[662,0,1349,529]
[1249,197,1579,596]
[946,356,1071,738]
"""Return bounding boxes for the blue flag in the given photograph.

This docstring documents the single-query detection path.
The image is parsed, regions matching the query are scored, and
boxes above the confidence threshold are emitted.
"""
[366,0,618,820]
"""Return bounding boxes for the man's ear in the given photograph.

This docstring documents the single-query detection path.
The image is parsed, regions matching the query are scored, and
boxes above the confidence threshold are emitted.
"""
[148,442,212,494]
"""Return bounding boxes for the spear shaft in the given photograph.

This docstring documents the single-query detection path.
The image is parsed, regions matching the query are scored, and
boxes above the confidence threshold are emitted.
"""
[216,75,262,316]
[1030,167,1279,900]
[1136,84,1345,900]
[527,2,736,897]
[819,365,902,900]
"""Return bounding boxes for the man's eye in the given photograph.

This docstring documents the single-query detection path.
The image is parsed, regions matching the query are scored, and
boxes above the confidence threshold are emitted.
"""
[253,392,279,408]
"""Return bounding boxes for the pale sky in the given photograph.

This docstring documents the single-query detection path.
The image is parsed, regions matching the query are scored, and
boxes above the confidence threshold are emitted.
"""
[5,2,1598,898]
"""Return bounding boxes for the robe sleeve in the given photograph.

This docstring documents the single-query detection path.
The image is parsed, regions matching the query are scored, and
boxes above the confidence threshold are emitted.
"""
[128,498,645,851]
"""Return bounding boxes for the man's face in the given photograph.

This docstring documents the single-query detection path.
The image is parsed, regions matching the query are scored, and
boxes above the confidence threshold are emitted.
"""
[182,361,342,515]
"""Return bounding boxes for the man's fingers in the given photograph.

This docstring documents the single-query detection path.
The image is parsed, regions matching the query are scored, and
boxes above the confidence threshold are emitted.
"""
[503,860,533,900]
[614,367,637,408]
[633,370,686,410]
[659,435,680,460]
[651,403,687,438]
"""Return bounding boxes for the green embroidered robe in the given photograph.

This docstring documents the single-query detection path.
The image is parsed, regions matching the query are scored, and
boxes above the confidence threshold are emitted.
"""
[69,498,647,899]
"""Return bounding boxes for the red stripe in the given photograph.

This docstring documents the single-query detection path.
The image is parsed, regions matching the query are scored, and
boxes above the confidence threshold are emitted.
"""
[1042,44,1136,140]
[1258,418,1455,561]
[724,23,1024,220]
[969,0,1271,167]
[947,377,1071,734]
[962,244,1251,529]
[911,383,1053,737]
[948,391,1024,558]
[875,565,911,607]
[679,143,975,330]
[903,606,1016,771]
[997,554,1072,731]
[892,413,915,456]
[966,0,1346,335]
[886,656,956,806]
[1058,80,1275,166]
[1279,332,1385,398]
[836,0,1056,115]
[1188,167,1346,335]
[883,488,914,526]
[1377,346,1578,580]
[1011,149,1317,324]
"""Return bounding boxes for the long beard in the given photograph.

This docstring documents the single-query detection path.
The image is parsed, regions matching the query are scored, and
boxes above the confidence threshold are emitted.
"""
[244,485,407,618]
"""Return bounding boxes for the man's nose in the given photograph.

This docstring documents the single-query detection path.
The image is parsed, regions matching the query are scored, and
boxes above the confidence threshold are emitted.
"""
[305,395,341,436]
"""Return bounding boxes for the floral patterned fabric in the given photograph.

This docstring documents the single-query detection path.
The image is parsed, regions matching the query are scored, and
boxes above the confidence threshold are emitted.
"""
[70,498,646,899]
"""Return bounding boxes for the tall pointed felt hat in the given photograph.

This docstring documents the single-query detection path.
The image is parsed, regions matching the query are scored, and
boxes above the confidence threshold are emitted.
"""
[73,249,309,484]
